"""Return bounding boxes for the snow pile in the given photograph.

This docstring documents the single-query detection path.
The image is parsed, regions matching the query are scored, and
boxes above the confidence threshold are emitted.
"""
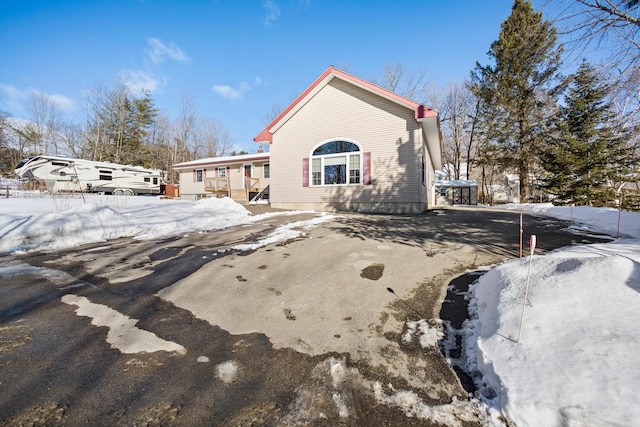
[0,194,333,255]
[465,207,640,426]
[0,194,255,255]
[0,203,142,254]
[232,213,337,251]
[503,203,640,237]
[136,196,252,239]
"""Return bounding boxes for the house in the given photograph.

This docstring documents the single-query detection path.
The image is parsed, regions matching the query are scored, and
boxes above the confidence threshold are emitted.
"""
[172,152,270,203]
[254,66,442,214]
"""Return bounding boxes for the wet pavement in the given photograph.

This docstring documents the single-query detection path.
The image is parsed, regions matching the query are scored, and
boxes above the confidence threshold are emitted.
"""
[0,207,612,426]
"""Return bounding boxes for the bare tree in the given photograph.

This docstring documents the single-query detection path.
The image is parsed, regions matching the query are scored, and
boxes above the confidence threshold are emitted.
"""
[261,101,286,126]
[551,0,639,70]
[83,82,110,161]
[58,121,85,158]
[173,91,198,164]
[375,62,430,102]
[109,79,131,164]
[27,91,61,155]
[437,81,481,180]
[148,113,176,181]
[549,0,640,130]
[0,110,9,152]
[0,110,19,174]
[261,92,300,127]
[197,118,233,158]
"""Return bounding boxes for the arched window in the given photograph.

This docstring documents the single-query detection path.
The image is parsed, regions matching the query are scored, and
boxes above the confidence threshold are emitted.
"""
[310,140,361,186]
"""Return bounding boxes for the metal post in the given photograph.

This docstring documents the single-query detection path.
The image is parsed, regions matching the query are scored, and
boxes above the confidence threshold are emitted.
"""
[519,211,523,258]
[617,190,623,240]
[517,235,536,345]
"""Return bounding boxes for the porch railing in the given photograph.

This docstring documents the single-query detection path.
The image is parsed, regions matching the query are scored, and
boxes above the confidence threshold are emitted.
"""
[205,177,230,194]
[245,177,261,191]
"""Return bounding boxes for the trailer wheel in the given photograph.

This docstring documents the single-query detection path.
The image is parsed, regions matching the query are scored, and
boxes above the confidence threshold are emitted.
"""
[114,189,124,195]
[123,189,134,196]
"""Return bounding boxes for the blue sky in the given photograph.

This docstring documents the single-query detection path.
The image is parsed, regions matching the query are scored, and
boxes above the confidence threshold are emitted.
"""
[2,0,554,153]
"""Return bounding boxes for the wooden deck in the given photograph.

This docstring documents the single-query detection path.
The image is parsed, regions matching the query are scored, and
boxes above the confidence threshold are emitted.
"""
[205,176,267,204]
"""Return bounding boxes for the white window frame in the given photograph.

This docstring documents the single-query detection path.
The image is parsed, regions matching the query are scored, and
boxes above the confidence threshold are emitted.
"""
[217,167,226,177]
[309,138,362,187]
[196,169,204,183]
[263,163,270,178]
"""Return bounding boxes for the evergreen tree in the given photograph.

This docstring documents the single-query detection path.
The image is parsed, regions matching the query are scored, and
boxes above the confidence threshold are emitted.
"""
[87,84,158,167]
[540,60,637,206]
[471,0,563,202]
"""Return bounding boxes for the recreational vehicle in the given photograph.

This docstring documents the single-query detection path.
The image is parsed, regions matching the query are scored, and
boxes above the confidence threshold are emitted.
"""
[14,156,164,195]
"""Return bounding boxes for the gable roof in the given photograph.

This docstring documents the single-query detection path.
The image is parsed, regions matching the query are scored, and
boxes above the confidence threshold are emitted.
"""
[254,66,439,144]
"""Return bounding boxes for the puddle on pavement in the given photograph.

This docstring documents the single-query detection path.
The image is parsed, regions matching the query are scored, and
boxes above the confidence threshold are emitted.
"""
[360,263,384,280]
[438,270,488,394]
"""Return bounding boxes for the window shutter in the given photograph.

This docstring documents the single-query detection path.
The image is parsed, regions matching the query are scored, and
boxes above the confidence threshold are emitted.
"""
[193,169,196,182]
[302,158,309,187]
[363,152,371,185]
[203,168,207,178]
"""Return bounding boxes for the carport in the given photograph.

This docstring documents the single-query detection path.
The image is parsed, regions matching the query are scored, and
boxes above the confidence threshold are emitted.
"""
[435,180,478,206]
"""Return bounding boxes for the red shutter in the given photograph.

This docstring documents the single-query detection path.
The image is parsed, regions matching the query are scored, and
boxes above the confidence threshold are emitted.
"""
[203,168,207,178]
[302,158,309,187]
[193,169,196,182]
[363,152,371,185]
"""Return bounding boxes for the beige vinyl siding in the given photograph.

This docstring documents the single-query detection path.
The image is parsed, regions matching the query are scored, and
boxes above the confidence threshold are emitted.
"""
[177,169,206,195]
[227,164,244,189]
[175,161,270,198]
[270,79,426,210]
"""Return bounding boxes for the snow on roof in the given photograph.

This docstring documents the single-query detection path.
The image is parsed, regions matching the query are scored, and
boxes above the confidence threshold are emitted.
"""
[435,179,477,187]
[173,152,270,169]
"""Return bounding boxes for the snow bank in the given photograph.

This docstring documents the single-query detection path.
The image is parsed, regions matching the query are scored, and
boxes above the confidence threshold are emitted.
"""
[503,203,640,238]
[0,203,141,254]
[0,195,253,254]
[467,239,640,426]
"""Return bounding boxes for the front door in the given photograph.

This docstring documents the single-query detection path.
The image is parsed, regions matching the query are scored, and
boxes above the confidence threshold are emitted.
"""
[243,165,252,188]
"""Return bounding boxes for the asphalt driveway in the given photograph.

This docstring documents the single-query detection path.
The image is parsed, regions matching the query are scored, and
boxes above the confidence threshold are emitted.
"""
[0,206,612,426]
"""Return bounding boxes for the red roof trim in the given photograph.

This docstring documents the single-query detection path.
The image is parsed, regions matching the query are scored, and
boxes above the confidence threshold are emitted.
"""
[254,66,437,143]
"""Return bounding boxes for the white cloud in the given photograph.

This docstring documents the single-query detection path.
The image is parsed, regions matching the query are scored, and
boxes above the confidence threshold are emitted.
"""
[47,93,77,112]
[121,70,164,94]
[0,84,76,114]
[262,0,280,26]
[212,81,250,100]
[146,37,191,64]
[118,37,187,96]
[254,76,264,85]
[0,84,28,113]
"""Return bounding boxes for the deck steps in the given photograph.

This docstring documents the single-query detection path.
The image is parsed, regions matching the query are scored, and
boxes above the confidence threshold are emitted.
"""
[230,189,248,203]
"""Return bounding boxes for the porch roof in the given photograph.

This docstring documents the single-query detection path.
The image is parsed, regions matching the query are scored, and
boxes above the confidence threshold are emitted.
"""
[173,153,270,170]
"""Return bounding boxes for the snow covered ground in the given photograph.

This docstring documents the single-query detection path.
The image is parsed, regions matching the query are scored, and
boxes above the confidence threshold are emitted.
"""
[467,204,640,426]
[0,191,638,426]
[0,192,334,255]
